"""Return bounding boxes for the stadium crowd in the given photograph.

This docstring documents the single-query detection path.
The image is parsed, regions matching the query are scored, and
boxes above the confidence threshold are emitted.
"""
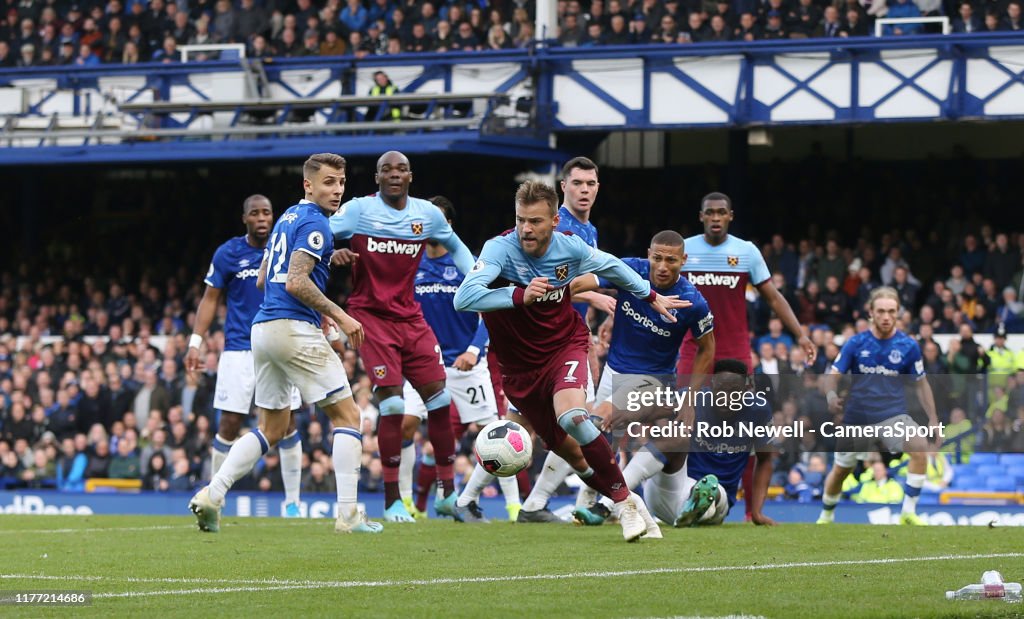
[0,0,1022,68]
[0,216,1022,502]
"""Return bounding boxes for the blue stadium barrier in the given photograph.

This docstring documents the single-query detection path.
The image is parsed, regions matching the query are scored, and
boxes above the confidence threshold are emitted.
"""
[2,490,1023,525]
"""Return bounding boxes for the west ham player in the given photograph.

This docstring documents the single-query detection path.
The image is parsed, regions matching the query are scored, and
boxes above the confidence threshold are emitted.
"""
[678,192,815,520]
[189,153,380,534]
[566,230,715,529]
[185,195,305,518]
[816,287,941,526]
[400,196,521,523]
[329,151,474,523]
[454,181,690,542]
[668,359,776,528]
[515,156,613,523]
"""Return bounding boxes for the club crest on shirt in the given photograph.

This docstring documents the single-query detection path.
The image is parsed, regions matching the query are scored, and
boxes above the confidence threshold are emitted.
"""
[888,349,902,364]
[554,263,569,281]
[373,365,387,379]
[727,256,739,267]
[443,266,458,281]
[411,221,424,235]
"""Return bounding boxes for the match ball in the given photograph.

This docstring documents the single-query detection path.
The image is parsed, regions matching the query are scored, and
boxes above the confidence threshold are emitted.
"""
[473,420,533,478]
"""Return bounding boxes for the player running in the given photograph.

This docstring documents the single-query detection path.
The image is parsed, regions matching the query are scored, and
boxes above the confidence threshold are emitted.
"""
[185,195,305,518]
[189,153,380,534]
[454,181,690,542]
[329,151,475,523]
[816,287,942,526]
[514,156,614,523]
[401,196,522,523]
[661,359,777,527]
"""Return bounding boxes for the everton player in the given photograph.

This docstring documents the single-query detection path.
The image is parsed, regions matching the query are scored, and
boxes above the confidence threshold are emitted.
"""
[185,195,305,518]
[816,287,941,526]
[329,151,475,523]
[454,181,690,542]
[189,153,379,534]
[568,230,716,529]
[667,359,777,528]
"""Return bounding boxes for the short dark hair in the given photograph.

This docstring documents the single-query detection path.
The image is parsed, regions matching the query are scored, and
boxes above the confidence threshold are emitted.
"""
[701,192,732,211]
[303,153,346,179]
[242,194,270,214]
[714,358,749,376]
[561,156,598,180]
[515,181,559,215]
[429,195,456,221]
[650,230,684,248]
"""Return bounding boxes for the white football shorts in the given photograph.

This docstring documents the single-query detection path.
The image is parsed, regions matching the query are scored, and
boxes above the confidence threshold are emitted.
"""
[214,349,301,414]
[252,319,351,410]
[403,357,498,424]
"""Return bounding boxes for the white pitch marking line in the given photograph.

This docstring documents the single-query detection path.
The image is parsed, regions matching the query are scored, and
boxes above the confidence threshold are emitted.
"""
[41,551,1016,599]
[0,521,324,535]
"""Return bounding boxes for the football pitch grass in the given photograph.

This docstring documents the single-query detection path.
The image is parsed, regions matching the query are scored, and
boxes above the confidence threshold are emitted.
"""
[1,515,1023,618]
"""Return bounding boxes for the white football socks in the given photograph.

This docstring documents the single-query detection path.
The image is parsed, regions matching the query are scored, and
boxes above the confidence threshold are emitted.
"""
[399,440,416,502]
[521,451,574,512]
[280,431,302,506]
[209,431,266,504]
[333,428,362,519]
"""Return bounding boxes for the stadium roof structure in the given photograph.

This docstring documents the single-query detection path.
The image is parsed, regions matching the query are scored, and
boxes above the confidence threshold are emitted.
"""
[2,33,1024,165]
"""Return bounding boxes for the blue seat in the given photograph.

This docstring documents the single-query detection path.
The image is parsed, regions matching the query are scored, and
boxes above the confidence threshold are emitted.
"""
[985,477,1016,492]
[976,464,1006,478]
[970,453,1000,465]
[918,491,940,506]
[1001,454,1024,467]
[953,474,984,489]
[1006,466,1024,479]
[952,464,977,477]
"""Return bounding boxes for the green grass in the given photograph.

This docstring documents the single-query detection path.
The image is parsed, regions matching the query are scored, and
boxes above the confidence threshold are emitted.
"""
[1,515,1023,618]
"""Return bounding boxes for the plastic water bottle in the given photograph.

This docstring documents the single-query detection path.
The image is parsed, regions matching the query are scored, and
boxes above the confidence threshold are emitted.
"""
[946,571,1023,602]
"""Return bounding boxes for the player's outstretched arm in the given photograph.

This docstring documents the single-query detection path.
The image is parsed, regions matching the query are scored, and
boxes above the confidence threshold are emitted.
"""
[185,285,223,377]
[454,241,515,312]
[576,239,690,322]
[285,251,364,348]
[751,451,777,526]
[429,207,475,274]
[757,279,816,365]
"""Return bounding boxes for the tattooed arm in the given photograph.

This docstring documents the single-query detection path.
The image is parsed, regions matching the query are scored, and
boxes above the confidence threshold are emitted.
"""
[285,251,364,348]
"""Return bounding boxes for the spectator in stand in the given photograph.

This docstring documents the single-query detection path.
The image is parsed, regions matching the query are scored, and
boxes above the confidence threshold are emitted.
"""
[108,436,140,479]
[981,408,1014,451]
[452,20,481,50]
[603,14,631,43]
[56,435,87,491]
[1004,1,1024,30]
[340,0,368,35]
[735,11,761,39]
[852,460,905,504]
[320,29,346,55]
[817,6,846,37]
[884,0,922,34]
[434,20,453,50]
[892,266,920,310]
[953,1,983,32]
[997,287,1024,331]
[985,233,1021,291]
[960,234,987,277]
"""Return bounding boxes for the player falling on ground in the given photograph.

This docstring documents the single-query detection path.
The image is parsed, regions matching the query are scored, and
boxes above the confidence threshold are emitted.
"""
[189,153,381,534]
[329,151,475,523]
[564,230,715,530]
[400,196,522,523]
[656,359,777,528]
[185,195,306,518]
[816,286,942,526]
[677,192,816,521]
[513,156,617,523]
[454,181,690,542]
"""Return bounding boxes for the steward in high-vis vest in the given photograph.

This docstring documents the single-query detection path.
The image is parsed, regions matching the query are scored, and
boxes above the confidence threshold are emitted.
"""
[369,70,401,121]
